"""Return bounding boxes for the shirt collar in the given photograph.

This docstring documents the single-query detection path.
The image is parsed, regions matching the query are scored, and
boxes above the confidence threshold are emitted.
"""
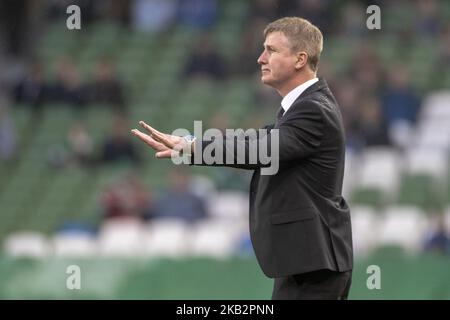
[281,77,319,113]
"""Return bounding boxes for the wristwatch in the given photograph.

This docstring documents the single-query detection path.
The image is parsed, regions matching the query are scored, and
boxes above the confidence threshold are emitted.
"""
[182,135,196,155]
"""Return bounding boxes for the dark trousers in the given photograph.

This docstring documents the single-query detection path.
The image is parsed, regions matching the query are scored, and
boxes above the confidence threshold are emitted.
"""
[272,269,352,300]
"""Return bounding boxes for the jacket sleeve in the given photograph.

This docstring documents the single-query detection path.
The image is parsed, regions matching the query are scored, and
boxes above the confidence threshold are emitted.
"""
[277,100,324,161]
[191,125,274,170]
[191,100,324,168]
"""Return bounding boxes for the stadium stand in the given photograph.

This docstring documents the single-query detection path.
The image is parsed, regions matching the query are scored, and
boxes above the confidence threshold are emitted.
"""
[0,0,450,299]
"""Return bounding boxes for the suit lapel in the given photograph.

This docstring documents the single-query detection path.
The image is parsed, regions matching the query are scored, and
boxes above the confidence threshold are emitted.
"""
[275,78,328,126]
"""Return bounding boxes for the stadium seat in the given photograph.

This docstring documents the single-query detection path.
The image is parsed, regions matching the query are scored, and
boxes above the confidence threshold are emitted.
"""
[97,218,145,257]
[416,91,450,151]
[190,219,243,259]
[405,147,448,180]
[421,91,450,119]
[442,205,450,231]
[414,121,450,151]
[377,206,429,252]
[141,219,190,257]
[208,191,248,221]
[358,147,402,193]
[342,150,359,199]
[52,232,97,257]
[350,205,380,256]
[3,231,50,258]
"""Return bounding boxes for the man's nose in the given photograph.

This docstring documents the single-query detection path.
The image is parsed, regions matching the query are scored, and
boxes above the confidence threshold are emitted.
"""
[257,51,267,65]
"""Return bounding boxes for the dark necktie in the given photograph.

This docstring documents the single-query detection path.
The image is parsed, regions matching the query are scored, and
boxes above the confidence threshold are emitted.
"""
[276,107,285,121]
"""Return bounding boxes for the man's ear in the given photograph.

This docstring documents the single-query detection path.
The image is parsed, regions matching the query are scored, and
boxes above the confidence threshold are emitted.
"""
[295,52,308,70]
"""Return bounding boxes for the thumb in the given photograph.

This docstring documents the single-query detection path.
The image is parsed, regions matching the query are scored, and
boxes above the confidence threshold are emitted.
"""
[155,150,175,158]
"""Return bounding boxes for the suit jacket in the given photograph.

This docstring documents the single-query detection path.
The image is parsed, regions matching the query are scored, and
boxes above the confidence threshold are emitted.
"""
[192,79,353,278]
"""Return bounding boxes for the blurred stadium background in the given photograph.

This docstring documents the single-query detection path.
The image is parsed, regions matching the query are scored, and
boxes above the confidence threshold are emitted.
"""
[0,0,450,299]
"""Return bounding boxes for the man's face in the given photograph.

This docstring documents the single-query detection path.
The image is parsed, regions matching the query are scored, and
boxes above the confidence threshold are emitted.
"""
[257,31,299,91]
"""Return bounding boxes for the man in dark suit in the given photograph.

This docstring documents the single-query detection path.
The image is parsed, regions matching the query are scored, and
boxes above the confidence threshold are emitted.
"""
[131,17,353,300]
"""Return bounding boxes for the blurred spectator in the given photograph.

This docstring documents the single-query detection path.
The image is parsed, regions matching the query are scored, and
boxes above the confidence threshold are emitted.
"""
[101,184,125,219]
[88,57,125,110]
[292,0,333,35]
[347,43,383,94]
[381,65,421,127]
[235,232,254,257]
[249,0,279,22]
[358,96,391,148]
[101,172,153,221]
[48,57,88,107]
[189,174,216,204]
[0,0,30,56]
[415,0,441,38]
[151,168,208,223]
[338,1,366,38]
[131,0,176,33]
[177,0,217,29]
[435,23,450,81]
[0,98,16,162]
[183,33,227,81]
[333,79,364,151]
[100,114,141,164]
[55,220,97,237]
[439,23,450,61]
[122,172,154,220]
[46,120,94,169]
[67,121,94,167]
[100,0,131,26]
[13,62,48,112]
[316,57,336,86]
[423,213,450,255]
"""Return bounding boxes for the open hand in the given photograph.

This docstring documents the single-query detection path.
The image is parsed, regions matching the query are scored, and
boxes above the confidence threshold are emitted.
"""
[131,121,186,158]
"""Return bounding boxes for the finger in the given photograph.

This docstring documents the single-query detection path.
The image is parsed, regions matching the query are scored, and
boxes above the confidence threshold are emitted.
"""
[131,129,156,147]
[158,133,178,149]
[138,121,175,148]
[139,121,163,136]
[155,149,176,158]
[131,129,166,151]
[150,129,177,149]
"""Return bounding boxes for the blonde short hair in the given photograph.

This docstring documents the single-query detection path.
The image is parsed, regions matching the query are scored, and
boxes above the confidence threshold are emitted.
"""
[264,17,323,72]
